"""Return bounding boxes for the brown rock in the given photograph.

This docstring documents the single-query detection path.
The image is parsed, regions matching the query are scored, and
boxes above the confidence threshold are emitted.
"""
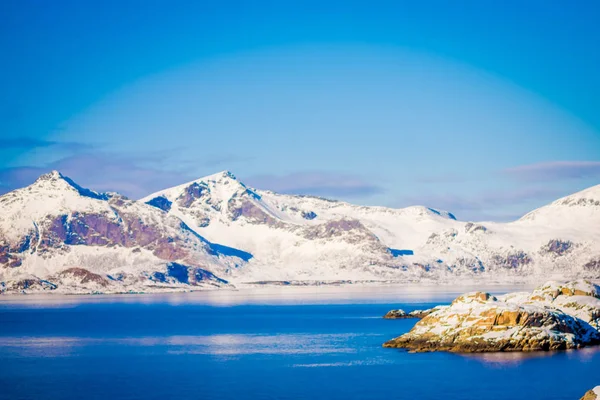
[58,267,109,287]
[383,309,409,319]
[581,387,599,400]
[383,280,600,353]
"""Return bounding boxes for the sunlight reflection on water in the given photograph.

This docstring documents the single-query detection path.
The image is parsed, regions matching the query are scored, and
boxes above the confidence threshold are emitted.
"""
[0,333,369,357]
[461,345,600,367]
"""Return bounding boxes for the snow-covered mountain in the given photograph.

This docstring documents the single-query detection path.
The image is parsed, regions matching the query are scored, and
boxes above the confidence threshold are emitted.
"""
[1,170,599,293]
[142,170,600,284]
[0,171,250,293]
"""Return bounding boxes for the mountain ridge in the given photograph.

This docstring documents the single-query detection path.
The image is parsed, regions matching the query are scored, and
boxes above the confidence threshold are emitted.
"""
[1,170,599,293]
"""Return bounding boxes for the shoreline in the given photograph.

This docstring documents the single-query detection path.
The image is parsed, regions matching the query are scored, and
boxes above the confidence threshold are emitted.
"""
[0,280,535,296]
[0,282,536,306]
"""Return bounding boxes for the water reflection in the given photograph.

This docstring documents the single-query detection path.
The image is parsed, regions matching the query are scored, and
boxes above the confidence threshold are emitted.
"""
[462,345,600,367]
[292,358,393,368]
[0,333,363,357]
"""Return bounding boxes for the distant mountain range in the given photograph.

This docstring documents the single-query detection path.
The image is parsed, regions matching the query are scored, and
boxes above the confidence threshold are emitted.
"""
[1,170,599,293]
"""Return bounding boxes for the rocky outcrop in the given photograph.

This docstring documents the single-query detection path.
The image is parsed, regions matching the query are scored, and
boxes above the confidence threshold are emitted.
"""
[0,276,57,293]
[384,309,410,319]
[491,251,532,269]
[464,222,487,234]
[581,387,600,400]
[302,219,382,246]
[301,211,317,220]
[407,308,444,319]
[584,259,600,271]
[543,239,573,256]
[177,182,208,208]
[228,197,280,226]
[54,267,109,289]
[383,280,600,352]
[383,307,442,319]
[145,195,172,212]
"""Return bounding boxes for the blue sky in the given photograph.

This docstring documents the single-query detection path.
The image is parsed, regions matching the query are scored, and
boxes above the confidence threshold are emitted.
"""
[1,0,599,221]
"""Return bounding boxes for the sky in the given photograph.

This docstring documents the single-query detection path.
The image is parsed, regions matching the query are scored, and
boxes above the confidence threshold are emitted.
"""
[1,0,599,221]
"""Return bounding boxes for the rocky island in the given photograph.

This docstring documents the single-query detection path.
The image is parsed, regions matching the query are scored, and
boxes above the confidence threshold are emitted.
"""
[383,307,443,319]
[384,280,600,352]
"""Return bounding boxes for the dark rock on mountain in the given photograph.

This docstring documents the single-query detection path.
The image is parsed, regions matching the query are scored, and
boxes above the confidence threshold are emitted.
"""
[177,182,208,208]
[544,239,573,256]
[145,196,172,212]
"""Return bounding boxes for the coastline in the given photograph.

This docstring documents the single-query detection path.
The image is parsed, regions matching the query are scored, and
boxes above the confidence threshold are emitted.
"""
[0,282,534,307]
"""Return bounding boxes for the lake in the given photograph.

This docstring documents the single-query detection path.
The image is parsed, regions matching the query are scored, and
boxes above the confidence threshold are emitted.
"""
[1,285,598,400]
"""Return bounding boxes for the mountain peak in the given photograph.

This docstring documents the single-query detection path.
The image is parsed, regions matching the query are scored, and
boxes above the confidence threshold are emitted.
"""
[34,170,64,183]
[140,170,245,203]
[517,183,600,223]
[202,170,238,182]
[30,170,109,201]
[546,183,600,207]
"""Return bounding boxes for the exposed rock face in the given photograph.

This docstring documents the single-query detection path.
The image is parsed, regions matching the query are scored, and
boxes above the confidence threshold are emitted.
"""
[16,208,202,265]
[177,182,208,208]
[145,196,172,212]
[164,262,228,286]
[383,280,600,353]
[584,259,600,271]
[301,211,317,220]
[56,268,109,288]
[543,239,573,256]
[302,219,375,244]
[0,277,57,293]
[581,387,600,400]
[464,222,487,234]
[228,197,280,226]
[491,251,532,269]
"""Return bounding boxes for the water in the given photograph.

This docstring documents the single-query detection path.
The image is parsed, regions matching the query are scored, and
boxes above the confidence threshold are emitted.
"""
[1,285,598,400]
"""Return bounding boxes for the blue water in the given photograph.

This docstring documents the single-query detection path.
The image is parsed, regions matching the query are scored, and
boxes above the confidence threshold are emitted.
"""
[1,289,598,400]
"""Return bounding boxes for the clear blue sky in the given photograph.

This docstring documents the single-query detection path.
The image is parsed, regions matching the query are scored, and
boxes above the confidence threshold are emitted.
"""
[1,0,599,221]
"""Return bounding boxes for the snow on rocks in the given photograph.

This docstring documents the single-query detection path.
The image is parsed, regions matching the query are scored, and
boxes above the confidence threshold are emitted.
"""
[383,309,410,319]
[383,280,600,352]
[383,307,445,319]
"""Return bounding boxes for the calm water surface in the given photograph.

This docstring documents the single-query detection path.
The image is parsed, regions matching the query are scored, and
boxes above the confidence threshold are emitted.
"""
[1,285,598,400]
